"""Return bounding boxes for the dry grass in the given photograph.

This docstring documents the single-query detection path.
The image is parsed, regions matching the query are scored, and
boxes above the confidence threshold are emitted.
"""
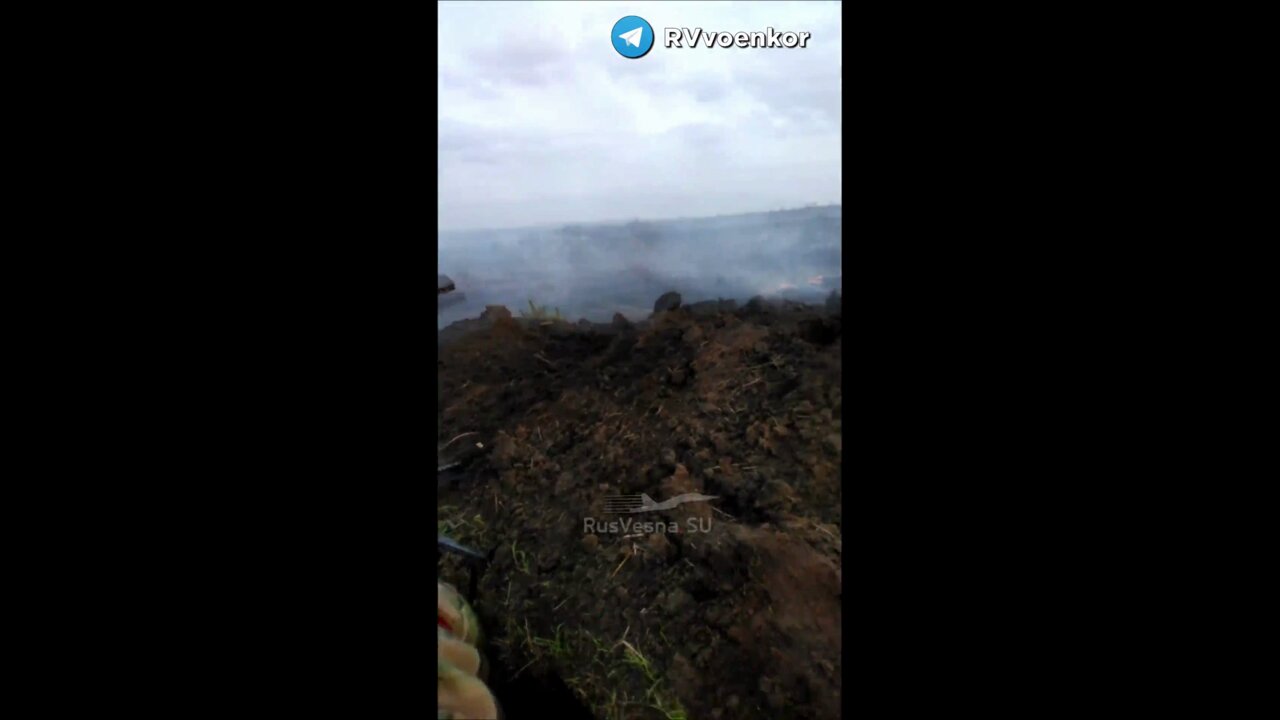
[520,299,564,321]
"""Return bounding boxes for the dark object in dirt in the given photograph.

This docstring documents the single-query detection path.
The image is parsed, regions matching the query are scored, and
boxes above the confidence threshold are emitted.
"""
[439,430,489,471]
[481,305,512,320]
[437,534,488,601]
[487,662,595,720]
[436,465,472,492]
[438,533,486,562]
[653,291,682,313]
[612,312,631,329]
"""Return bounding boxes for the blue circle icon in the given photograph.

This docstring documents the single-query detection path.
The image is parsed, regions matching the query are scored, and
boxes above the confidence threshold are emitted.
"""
[612,16,654,59]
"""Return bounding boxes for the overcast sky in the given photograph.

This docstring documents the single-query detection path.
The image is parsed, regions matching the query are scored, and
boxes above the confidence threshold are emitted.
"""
[438,0,841,231]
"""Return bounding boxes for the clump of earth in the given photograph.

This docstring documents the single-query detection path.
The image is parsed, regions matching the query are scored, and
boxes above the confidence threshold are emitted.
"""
[438,291,842,720]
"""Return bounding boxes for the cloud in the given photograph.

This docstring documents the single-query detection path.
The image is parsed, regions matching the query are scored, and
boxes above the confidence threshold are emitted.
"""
[438,0,841,231]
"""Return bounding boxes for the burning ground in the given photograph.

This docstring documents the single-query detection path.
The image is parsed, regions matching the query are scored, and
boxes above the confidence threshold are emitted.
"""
[437,206,843,329]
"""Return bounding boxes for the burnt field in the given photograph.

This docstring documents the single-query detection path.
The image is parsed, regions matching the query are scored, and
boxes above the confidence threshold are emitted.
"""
[437,205,842,329]
[438,292,842,720]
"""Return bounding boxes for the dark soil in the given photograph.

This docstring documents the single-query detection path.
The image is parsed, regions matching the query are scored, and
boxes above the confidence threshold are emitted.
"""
[437,296,842,720]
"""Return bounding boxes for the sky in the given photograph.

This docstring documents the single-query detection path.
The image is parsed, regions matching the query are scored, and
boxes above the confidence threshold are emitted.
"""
[438,1,842,232]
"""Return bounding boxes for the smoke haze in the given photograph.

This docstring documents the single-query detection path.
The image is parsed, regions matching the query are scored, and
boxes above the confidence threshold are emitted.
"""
[439,1,841,326]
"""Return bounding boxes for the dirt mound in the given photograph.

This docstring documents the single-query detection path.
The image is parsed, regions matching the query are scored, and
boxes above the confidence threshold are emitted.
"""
[438,297,842,720]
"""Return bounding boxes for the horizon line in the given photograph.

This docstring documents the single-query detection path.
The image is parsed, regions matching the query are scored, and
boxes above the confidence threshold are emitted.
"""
[438,202,842,236]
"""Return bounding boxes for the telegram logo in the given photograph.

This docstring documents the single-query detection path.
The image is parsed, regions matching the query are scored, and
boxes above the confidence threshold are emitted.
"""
[611,16,654,59]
